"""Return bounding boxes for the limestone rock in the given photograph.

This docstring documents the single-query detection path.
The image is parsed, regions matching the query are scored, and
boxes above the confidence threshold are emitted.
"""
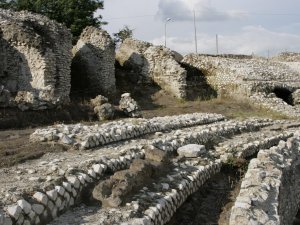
[119,93,142,118]
[177,144,206,158]
[90,95,108,108]
[94,103,115,121]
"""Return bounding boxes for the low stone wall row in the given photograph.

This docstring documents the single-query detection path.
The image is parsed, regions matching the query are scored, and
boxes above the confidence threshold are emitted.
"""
[216,132,294,162]
[1,117,275,225]
[152,119,274,153]
[30,113,225,150]
[124,160,222,225]
[229,135,300,225]
[0,149,145,225]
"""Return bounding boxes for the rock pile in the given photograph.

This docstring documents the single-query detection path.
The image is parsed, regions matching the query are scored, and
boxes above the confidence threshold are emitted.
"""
[90,95,115,121]
[119,93,142,118]
[0,9,72,110]
[92,147,169,208]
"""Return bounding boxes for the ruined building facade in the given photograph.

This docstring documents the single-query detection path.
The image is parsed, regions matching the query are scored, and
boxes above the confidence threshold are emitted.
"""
[116,38,187,99]
[71,26,116,98]
[0,9,72,110]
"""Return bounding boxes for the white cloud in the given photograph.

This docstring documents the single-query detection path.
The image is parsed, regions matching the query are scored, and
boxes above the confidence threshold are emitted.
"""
[156,0,245,21]
[151,26,300,56]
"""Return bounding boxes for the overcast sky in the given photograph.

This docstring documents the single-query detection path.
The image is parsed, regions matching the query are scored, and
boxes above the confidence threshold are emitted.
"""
[100,0,300,56]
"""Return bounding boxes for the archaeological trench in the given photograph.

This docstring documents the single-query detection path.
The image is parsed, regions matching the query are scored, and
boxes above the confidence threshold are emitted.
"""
[2,8,300,225]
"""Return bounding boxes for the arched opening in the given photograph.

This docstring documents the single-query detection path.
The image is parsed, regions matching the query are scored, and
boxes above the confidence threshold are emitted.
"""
[273,87,294,105]
[180,62,217,101]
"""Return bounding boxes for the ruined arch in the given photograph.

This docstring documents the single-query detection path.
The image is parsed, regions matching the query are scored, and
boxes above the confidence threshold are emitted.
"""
[273,87,294,105]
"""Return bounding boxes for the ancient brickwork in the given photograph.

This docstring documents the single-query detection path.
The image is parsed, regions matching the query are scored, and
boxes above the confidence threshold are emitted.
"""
[0,9,72,110]
[116,39,187,99]
[71,26,116,97]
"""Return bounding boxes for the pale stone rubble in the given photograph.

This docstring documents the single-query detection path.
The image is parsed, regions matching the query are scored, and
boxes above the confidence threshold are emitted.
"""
[116,38,187,99]
[119,93,142,118]
[0,9,72,110]
[90,95,115,121]
[71,26,116,97]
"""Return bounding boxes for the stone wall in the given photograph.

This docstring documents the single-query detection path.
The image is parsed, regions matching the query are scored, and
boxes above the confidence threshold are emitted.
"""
[116,38,187,99]
[71,26,116,98]
[273,52,300,62]
[0,9,72,110]
[229,136,300,225]
[182,53,300,117]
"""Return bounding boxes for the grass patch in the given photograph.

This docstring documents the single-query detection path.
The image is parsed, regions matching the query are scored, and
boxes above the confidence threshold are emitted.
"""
[142,94,295,120]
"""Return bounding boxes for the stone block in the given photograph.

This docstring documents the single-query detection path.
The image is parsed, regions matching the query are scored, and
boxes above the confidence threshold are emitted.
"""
[177,144,206,157]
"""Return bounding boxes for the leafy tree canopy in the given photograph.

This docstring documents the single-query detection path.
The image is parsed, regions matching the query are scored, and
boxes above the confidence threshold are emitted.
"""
[113,25,133,44]
[0,0,106,42]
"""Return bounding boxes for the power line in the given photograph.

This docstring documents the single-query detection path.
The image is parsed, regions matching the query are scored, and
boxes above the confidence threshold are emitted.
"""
[105,11,300,21]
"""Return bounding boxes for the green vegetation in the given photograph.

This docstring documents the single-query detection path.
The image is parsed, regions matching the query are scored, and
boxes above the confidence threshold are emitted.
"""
[0,0,106,42]
[113,25,133,44]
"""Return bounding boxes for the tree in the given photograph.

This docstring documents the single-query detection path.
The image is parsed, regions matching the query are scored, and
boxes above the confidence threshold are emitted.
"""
[0,0,106,42]
[113,25,133,44]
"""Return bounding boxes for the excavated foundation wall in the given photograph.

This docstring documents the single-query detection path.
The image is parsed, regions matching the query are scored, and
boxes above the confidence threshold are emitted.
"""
[230,136,300,225]
[71,26,116,98]
[0,9,72,110]
[116,39,187,99]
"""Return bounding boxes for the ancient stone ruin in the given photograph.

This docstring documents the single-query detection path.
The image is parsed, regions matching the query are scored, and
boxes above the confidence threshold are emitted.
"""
[183,54,300,117]
[0,9,72,110]
[3,112,300,225]
[71,26,116,98]
[116,38,187,99]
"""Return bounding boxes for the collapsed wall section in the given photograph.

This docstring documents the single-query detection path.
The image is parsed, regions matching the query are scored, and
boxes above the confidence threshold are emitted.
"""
[71,26,116,98]
[116,38,187,99]
[0,9,72,110]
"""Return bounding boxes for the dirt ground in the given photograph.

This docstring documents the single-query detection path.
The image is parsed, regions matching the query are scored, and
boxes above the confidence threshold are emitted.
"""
[0,128,69,168]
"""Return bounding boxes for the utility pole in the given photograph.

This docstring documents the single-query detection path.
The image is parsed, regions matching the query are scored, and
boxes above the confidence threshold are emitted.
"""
[216,34,219,55]
[193,10,198,54]
[164,18,171,47]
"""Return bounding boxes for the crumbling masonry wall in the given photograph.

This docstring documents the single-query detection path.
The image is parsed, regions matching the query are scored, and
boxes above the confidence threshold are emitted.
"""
[0,9,72,110]
[230,136,300,225]
[116,38,187,99]
[71,26,116,98]
[183,54,300,117]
